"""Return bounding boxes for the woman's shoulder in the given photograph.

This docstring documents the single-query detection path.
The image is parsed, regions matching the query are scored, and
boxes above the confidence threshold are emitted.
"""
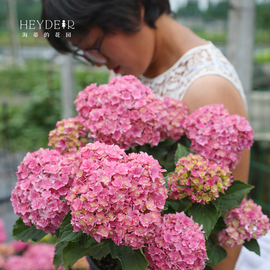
[140,41,246,104]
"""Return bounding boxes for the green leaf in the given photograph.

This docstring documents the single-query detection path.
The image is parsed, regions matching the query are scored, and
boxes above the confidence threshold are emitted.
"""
[61,238,113,268]
[156,138,177,151]
[57,212,94,248]
[56,212,85,244]
[174,143,195,165]
[217,181,254,211]
[53,241,68,269]
[159,160,176,173]
[207,245,227,265]
[12,217,47,242]
[188,203,220,238]
[244,239,260,256]
[87,239,111,260]
[167,197,192,213]
[109,242,148,270]
[207,237,227,265]
[164,175,169,189]
[204,264,214,270]
[62,241,87,268]
[211,216,226,235]
[139,139,176,160]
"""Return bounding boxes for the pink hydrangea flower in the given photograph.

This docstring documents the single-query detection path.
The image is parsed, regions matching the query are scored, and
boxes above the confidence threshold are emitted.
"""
[23,243,56,270]
[4,255,34,270]
[145,212,207,270]
[183,104,254,169]
[11,148,74,233]
[168,154,233,204]
[4,243,59,270]
[48,116,87,155]
[66,142,167,249]
[74,75,163,150]
[218,199,270,247]
[11,240,29,253]
[160,97,188,140]
[0,218,7,244]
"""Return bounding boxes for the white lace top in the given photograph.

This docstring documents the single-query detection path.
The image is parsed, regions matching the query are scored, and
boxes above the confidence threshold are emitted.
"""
[139,42,247,108]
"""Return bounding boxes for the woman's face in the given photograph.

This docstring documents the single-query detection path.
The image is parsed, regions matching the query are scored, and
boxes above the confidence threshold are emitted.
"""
[69,25,156,77]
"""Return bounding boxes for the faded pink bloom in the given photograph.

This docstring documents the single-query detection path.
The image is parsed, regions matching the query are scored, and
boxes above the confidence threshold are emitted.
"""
[48,116,87,155]
[218,199,270,247]
[168,154,233,204]
[11,148,74,233]
[145,212,207,270]
[183,104,254,169]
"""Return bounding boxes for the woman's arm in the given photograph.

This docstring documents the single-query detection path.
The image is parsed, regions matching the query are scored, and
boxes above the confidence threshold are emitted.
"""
[182,75,250,270]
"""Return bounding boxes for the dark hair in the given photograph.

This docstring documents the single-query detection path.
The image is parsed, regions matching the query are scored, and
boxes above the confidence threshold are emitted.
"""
[41,0,171,53]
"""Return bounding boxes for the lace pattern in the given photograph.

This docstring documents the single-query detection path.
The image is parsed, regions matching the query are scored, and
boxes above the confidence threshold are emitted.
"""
[139,42,247,107]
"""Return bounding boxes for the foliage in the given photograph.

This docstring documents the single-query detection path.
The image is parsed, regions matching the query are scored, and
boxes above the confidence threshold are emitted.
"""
[1,84,61,152]
[176,0,229,21]
[254,49,270,63]
[256,3,270,30]
[0,0,41,30]
[0,60,109,152]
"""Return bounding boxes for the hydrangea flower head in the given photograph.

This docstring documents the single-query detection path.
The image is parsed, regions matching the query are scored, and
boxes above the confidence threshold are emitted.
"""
[145,212,207,270]
[168,154,233,204]
[218,199,270,247]
[183,104,254,169]
[11,148,74,233]
[74,75,163,150]
[66,142,167,249]
[48,116,87,155]
[160,97,188,140]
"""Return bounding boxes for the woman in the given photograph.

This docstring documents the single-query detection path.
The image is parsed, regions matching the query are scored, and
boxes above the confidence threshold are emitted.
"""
[41,1,250,269]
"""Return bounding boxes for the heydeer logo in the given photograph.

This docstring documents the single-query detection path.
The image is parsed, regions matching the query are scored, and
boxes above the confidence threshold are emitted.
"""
[19,20,75,30]
[19,20,75,38]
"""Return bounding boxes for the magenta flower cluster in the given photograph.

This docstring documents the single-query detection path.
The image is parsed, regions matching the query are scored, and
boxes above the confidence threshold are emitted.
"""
[145,212,207,270]
[48,116,87,155]
[183,104,254,169]
[75,75,164,150]
[160,97,188,140]
[11,148,73,233]
[168,154,233,204]
[66,142,168,249]
[218,199,270,247]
